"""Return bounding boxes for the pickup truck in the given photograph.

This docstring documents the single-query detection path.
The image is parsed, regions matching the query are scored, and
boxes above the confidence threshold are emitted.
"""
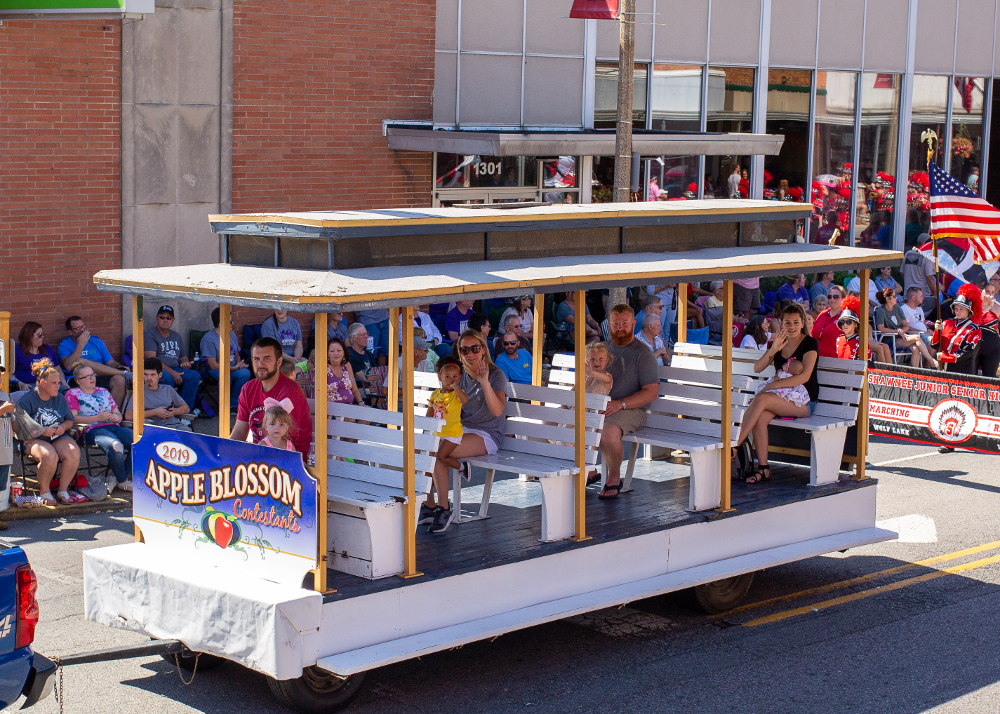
[0,542,53,709]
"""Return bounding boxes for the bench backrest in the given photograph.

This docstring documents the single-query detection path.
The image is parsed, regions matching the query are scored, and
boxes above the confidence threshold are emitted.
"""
[550,353,752,442]
[309,399,443,501]
[671,342,864,422]
[413,370,609,466]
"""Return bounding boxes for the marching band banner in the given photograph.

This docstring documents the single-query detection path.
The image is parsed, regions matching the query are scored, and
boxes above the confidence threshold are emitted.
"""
[868,363,1000,453]
[132,426,319,586]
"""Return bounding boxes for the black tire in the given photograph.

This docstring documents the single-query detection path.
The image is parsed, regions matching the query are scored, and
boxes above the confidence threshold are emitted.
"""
[161,649,225,672]
[691,572,755,615]
[267,666,367,713]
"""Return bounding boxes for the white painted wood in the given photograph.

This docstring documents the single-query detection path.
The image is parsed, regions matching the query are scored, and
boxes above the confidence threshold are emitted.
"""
[688,449,722,511]
[508,382,608,409]
[504,401,605,428]
[809,427,850,486]
[325,420,440,451]
[316,522,896,676]
[328,460,433,495]
[538,474,575,542]
[328,512,374,561]
[504,419,602,446]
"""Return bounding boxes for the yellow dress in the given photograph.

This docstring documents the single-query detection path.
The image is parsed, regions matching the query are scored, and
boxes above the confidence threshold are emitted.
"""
[429,389,463,439]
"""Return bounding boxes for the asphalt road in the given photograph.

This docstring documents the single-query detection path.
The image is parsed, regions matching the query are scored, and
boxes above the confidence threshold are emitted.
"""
[10,435,1000,714]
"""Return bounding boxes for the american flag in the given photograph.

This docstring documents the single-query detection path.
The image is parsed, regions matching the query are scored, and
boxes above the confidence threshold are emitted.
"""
[930,160,1000,263]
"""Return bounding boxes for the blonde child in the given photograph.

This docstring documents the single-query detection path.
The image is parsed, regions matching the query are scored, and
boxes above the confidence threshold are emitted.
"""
[261,405,296,451]
[426,356,467,471]
[584,342,613,396]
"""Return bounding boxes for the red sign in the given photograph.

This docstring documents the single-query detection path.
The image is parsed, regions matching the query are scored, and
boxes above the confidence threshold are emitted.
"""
[569,0,619,19]
[873,73,895,89]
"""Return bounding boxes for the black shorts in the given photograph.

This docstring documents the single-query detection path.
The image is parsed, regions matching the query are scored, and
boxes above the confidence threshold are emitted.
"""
[733,284,761,312]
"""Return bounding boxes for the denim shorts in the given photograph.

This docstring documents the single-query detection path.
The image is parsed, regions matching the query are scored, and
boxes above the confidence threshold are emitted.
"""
[808,400,817,416]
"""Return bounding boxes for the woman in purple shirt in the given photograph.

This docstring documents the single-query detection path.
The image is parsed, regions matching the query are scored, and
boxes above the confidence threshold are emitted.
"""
[14,322,66,389]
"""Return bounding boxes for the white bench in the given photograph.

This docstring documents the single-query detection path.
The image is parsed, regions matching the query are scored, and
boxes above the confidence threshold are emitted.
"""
[313,400,444,580]
[413,372,609,542]
[671,342,865,486]
[549,354,754,511]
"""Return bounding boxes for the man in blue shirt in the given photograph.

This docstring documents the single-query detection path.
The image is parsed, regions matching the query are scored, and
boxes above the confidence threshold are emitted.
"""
[57,315,129,407]
[494,333,532,384]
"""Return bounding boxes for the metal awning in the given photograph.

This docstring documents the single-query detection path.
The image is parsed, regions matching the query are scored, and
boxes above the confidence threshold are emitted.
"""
[0,0,153,17]
[209,200,810,239]
[94,243,902,313]
[385,126,784,157]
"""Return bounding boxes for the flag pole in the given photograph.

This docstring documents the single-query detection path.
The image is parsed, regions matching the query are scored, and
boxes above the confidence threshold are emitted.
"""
[923,130,942,323]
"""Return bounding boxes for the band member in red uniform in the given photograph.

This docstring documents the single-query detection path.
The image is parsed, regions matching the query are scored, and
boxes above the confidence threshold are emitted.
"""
[835,296,868,360]
[932,284,982,376]
[975,283,1000,378]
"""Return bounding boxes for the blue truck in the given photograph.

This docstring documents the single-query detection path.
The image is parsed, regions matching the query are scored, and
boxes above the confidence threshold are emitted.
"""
[0,542,54,709]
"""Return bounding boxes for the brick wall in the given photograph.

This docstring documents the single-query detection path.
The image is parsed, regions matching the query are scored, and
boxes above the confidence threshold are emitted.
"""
[0,21,122,357]
[230,0,436,340]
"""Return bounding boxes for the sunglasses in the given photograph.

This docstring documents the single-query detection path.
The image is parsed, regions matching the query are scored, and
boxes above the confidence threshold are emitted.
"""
[829,294,843,300]
[78,373,97,379]
[502,340,518,346]
[459,344,483,355]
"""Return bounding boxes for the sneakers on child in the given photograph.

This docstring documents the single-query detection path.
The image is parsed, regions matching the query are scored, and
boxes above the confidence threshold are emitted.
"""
[462,462,473,483]
[429,507,455,534]
[118,480,133,492]
[417,503,436,525]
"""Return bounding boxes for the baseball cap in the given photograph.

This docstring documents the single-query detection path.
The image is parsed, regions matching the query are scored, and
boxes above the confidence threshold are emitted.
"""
[157,305,175,316]
[413,337,431,351]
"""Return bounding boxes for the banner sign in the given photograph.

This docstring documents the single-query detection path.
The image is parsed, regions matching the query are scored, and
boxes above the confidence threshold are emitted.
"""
[868,363,1000,453]
[133,426,318,587]
[569,0,619,19]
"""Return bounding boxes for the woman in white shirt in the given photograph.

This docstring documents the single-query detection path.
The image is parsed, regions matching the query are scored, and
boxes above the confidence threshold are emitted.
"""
[499,296,534,336]
[740,315,771,351]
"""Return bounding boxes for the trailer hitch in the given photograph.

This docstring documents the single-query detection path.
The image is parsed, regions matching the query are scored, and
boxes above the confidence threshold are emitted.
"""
[54,638,186,667]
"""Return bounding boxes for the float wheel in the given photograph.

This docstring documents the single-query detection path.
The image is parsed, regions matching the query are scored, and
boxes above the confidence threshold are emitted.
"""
[267,666,367,713]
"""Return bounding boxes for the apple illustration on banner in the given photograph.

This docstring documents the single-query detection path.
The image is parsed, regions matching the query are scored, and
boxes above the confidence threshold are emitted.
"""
[201,508,242,549]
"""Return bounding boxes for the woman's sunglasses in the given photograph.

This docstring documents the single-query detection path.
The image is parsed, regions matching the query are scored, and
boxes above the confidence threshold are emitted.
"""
[459,344,483,355]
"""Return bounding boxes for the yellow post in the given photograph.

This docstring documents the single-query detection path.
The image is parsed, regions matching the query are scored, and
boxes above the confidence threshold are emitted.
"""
[387,307,399,415]
[132,295,145,543]
[854,269,870,481]
[218,304,231,438]
[0,311,9,395]
[571,290,590,542]
[677,284,688,344]
[718,281,735,512]
[313,311,328,591]
[532,295,543,386]
[400,306,422,577]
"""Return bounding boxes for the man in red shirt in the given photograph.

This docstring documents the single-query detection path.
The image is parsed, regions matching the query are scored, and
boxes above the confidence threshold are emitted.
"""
[231,337,312,455]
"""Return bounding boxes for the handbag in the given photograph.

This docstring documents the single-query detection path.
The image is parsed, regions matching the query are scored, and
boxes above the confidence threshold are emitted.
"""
[12,406,45,441]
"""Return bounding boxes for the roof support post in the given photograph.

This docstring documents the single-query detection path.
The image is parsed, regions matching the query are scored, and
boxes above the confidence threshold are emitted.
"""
[854,270,870,481]
[571,290,591,543]
[388,308,399,419]
[532,295,544,387]
[132,295,145,544]
[218,304,231,438]
[677,284,688,344]
[718,281,735,513]
[0,311,9,395]
[400,307,422,577]
[313,312,329,592]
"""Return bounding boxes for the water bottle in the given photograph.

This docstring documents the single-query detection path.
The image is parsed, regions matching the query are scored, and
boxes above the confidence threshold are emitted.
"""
[194,351,200,362]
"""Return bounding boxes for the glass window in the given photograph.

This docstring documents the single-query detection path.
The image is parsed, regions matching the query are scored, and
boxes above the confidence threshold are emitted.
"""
[542,157,578,202]
[435,154,538,189]
[904,75,949,249]
[649,64,702,200]
[590,155,645,203]
[764,69,811,203]
[949,77,986,194]
[705,66,755,198]
[856,72,901,249]
[594,62,647,130]
[811,71,855,244]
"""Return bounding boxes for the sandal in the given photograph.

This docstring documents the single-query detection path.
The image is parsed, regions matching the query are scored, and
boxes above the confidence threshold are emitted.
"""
[745,465,771,484]
[39,493,57,506]
[598,480,622,500]
[586,471,601,486]
[57,492,74,505]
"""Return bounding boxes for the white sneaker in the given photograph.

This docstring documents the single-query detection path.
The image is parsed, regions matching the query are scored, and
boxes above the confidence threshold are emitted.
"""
[118,480,133,492]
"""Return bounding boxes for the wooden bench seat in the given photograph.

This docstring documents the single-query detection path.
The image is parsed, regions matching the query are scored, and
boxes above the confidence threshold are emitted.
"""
[550,354,752,510]
[413,372,608,542]
[671,342,865,486]
[312,400,444,579]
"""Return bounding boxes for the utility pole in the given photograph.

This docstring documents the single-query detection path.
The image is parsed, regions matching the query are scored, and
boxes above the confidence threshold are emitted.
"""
[608,0,635,311]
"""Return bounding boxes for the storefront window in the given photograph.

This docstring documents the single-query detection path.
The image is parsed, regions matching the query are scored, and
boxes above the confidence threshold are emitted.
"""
[542,157,577,202]
[949,77,986,194]
[856,72,901,249]
[648,64,702,199]
[904,75,948,249]
[811,71,855,244]
[594,62,648,130]
[764,69,811,203]
[705,66,754,198]
[590,156,645,203]
[435,154,538,189]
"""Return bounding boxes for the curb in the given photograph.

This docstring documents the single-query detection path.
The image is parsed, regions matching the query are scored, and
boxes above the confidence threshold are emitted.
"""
[1,495,132,522]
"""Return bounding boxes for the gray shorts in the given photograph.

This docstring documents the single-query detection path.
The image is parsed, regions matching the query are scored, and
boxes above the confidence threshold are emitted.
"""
[603,407,647,436]
[733,283,761,312]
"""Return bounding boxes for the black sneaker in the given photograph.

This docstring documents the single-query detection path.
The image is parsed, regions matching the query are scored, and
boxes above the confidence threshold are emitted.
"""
[417,503,436,526]
[426,506,443,533]
[462,462,473,483]
[429,507,455,534]
[938,446,955,454]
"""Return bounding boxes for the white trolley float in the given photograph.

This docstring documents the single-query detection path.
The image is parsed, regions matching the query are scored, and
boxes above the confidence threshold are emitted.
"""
[84,201,900,712]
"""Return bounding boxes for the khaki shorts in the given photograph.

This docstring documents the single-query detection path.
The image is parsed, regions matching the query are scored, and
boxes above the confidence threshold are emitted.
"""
[603,407,647,436]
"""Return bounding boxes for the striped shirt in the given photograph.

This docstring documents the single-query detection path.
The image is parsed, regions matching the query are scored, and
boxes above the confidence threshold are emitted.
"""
[0,392,12,467]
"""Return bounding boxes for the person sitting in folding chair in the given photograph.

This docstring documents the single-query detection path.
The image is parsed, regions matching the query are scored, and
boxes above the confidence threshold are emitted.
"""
[875,288,938,369]
[65,363,133,493]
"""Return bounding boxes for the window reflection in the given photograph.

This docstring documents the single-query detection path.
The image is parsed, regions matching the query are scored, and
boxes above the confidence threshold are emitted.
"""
[649,64,702,200]
[856,72,901,249]
[764,69,811,203]
[705,66,754,198]
[904,75,948,249]
[435,155,538,189]
[594,63,647,130]
[811,71,855,244]
[949,77,986,193]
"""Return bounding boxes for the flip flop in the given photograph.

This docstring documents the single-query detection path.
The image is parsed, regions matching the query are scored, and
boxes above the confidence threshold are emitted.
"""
[586,471,601,486]
[57,493,74,505]
[598,481,622,500]
[39,494,57,506]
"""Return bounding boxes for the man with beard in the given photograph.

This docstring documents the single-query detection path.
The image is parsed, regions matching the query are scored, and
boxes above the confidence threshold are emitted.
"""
[597,305,661,499]
[230,337,312,455]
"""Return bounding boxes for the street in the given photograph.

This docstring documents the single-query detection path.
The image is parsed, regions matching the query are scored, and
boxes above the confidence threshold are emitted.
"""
[13,436,1000,714]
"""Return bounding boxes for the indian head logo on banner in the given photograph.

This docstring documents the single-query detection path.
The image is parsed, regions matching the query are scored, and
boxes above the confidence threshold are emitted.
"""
[570,0,619,19]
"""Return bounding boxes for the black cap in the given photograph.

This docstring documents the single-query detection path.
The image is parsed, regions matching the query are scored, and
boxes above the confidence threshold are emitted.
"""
[157,305,175,316]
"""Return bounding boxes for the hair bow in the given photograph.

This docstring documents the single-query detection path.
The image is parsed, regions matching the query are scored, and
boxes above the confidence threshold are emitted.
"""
[263,396,294,413]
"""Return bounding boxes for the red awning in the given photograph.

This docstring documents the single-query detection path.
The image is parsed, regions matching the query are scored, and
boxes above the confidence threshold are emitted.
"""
[569,0,619,20]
